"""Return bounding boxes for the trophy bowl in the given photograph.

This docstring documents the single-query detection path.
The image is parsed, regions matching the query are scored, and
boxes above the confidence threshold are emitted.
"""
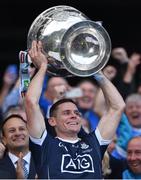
[27,5,111,77]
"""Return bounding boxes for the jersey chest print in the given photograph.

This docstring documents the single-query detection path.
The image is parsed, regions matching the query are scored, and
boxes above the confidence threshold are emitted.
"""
[59,141,94,174]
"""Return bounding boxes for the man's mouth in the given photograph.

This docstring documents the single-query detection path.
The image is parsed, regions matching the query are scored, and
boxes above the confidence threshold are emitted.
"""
[131,113,140,119]
[67,122,79,125]
[129,161,140,168]
[81,97,91,103]
[13,137,25,142]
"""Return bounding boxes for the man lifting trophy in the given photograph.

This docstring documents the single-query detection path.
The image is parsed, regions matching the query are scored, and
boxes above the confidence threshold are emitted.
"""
[23,5,126,179]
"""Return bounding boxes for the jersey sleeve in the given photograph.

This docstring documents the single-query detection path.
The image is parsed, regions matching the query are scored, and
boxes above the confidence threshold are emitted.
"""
[29,130,47,146]
[95,127,112,146]
[29,130,51,175]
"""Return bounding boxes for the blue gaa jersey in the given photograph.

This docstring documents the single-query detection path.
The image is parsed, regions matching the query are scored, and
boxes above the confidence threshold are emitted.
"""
[30,128,109,179]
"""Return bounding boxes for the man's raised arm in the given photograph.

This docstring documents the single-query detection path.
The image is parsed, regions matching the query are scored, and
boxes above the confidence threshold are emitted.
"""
[93,71,125,140]
[24,41,47,138]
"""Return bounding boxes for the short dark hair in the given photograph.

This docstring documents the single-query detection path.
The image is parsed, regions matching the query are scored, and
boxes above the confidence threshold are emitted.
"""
[1,114,27,136]
[49,98,77,117]
[77,77,99,87]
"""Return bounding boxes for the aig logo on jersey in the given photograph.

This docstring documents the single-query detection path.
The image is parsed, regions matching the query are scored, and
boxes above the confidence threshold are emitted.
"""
[61,154,94,173]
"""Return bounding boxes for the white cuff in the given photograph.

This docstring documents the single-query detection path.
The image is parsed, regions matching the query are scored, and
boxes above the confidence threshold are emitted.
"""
[95,128,112,146]
[30,130,47,146]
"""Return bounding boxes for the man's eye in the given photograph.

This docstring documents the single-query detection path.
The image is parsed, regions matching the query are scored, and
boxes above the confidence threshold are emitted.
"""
[135,151,141,155]
[9,129,15,133]
[75,112,82,117]
[62,110,81,117]
[19,127,26,131]
[63,111,70,115]
[127,151,132,155]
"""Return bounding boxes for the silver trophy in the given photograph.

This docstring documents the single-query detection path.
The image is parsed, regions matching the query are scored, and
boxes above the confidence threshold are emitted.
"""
[27,5,111,77]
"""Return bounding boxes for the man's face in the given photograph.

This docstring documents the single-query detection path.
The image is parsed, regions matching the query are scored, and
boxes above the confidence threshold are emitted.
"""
[125,100,141,128]
[51,102,82,137]
[77,81,97,109]
[127,138,141,174]
[2,117,29,152]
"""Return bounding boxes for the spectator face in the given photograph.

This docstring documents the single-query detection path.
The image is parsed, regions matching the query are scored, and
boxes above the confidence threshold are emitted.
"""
[2,117,29,152]
[5,107,27,122]
[127,137,141,174]
[77,81,97,110]
[125,99,141,128]
[49,102,82,137]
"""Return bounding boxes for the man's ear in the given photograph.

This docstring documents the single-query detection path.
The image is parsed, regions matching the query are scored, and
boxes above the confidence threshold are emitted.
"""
[48,117,57,127]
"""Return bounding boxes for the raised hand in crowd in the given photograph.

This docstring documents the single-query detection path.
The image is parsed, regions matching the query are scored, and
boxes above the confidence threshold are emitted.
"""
[124,52,141,83]
[103,65,117,81]
[111,47,129,63]
[0,142,6,159]
[53,84,69,102]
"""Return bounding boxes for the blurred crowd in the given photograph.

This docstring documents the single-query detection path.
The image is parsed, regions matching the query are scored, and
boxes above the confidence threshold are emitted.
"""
[0,46,141,179]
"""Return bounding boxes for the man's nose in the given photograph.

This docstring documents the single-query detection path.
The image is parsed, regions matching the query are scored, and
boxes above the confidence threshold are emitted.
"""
[129,153,137,161]
[131,106,138,111]
[71,112,77,117]
[14,129,22,135]
[71,111,81,118]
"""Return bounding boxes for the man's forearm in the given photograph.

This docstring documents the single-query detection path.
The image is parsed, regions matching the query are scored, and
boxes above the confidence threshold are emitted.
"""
[24,41,48,138]
[26,64,47,104]
[25,64,47,138]
[93,72,125,111]
[93,71,125,140]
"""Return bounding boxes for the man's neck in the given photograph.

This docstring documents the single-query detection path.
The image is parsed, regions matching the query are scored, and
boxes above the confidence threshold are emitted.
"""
[56,136,80,143]
[9,148,29,157]
[44,92,53,102]
[56,132,79,141]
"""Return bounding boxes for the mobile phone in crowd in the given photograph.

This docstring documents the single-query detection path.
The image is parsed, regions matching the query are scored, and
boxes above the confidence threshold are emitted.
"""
[65,88,83,98]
